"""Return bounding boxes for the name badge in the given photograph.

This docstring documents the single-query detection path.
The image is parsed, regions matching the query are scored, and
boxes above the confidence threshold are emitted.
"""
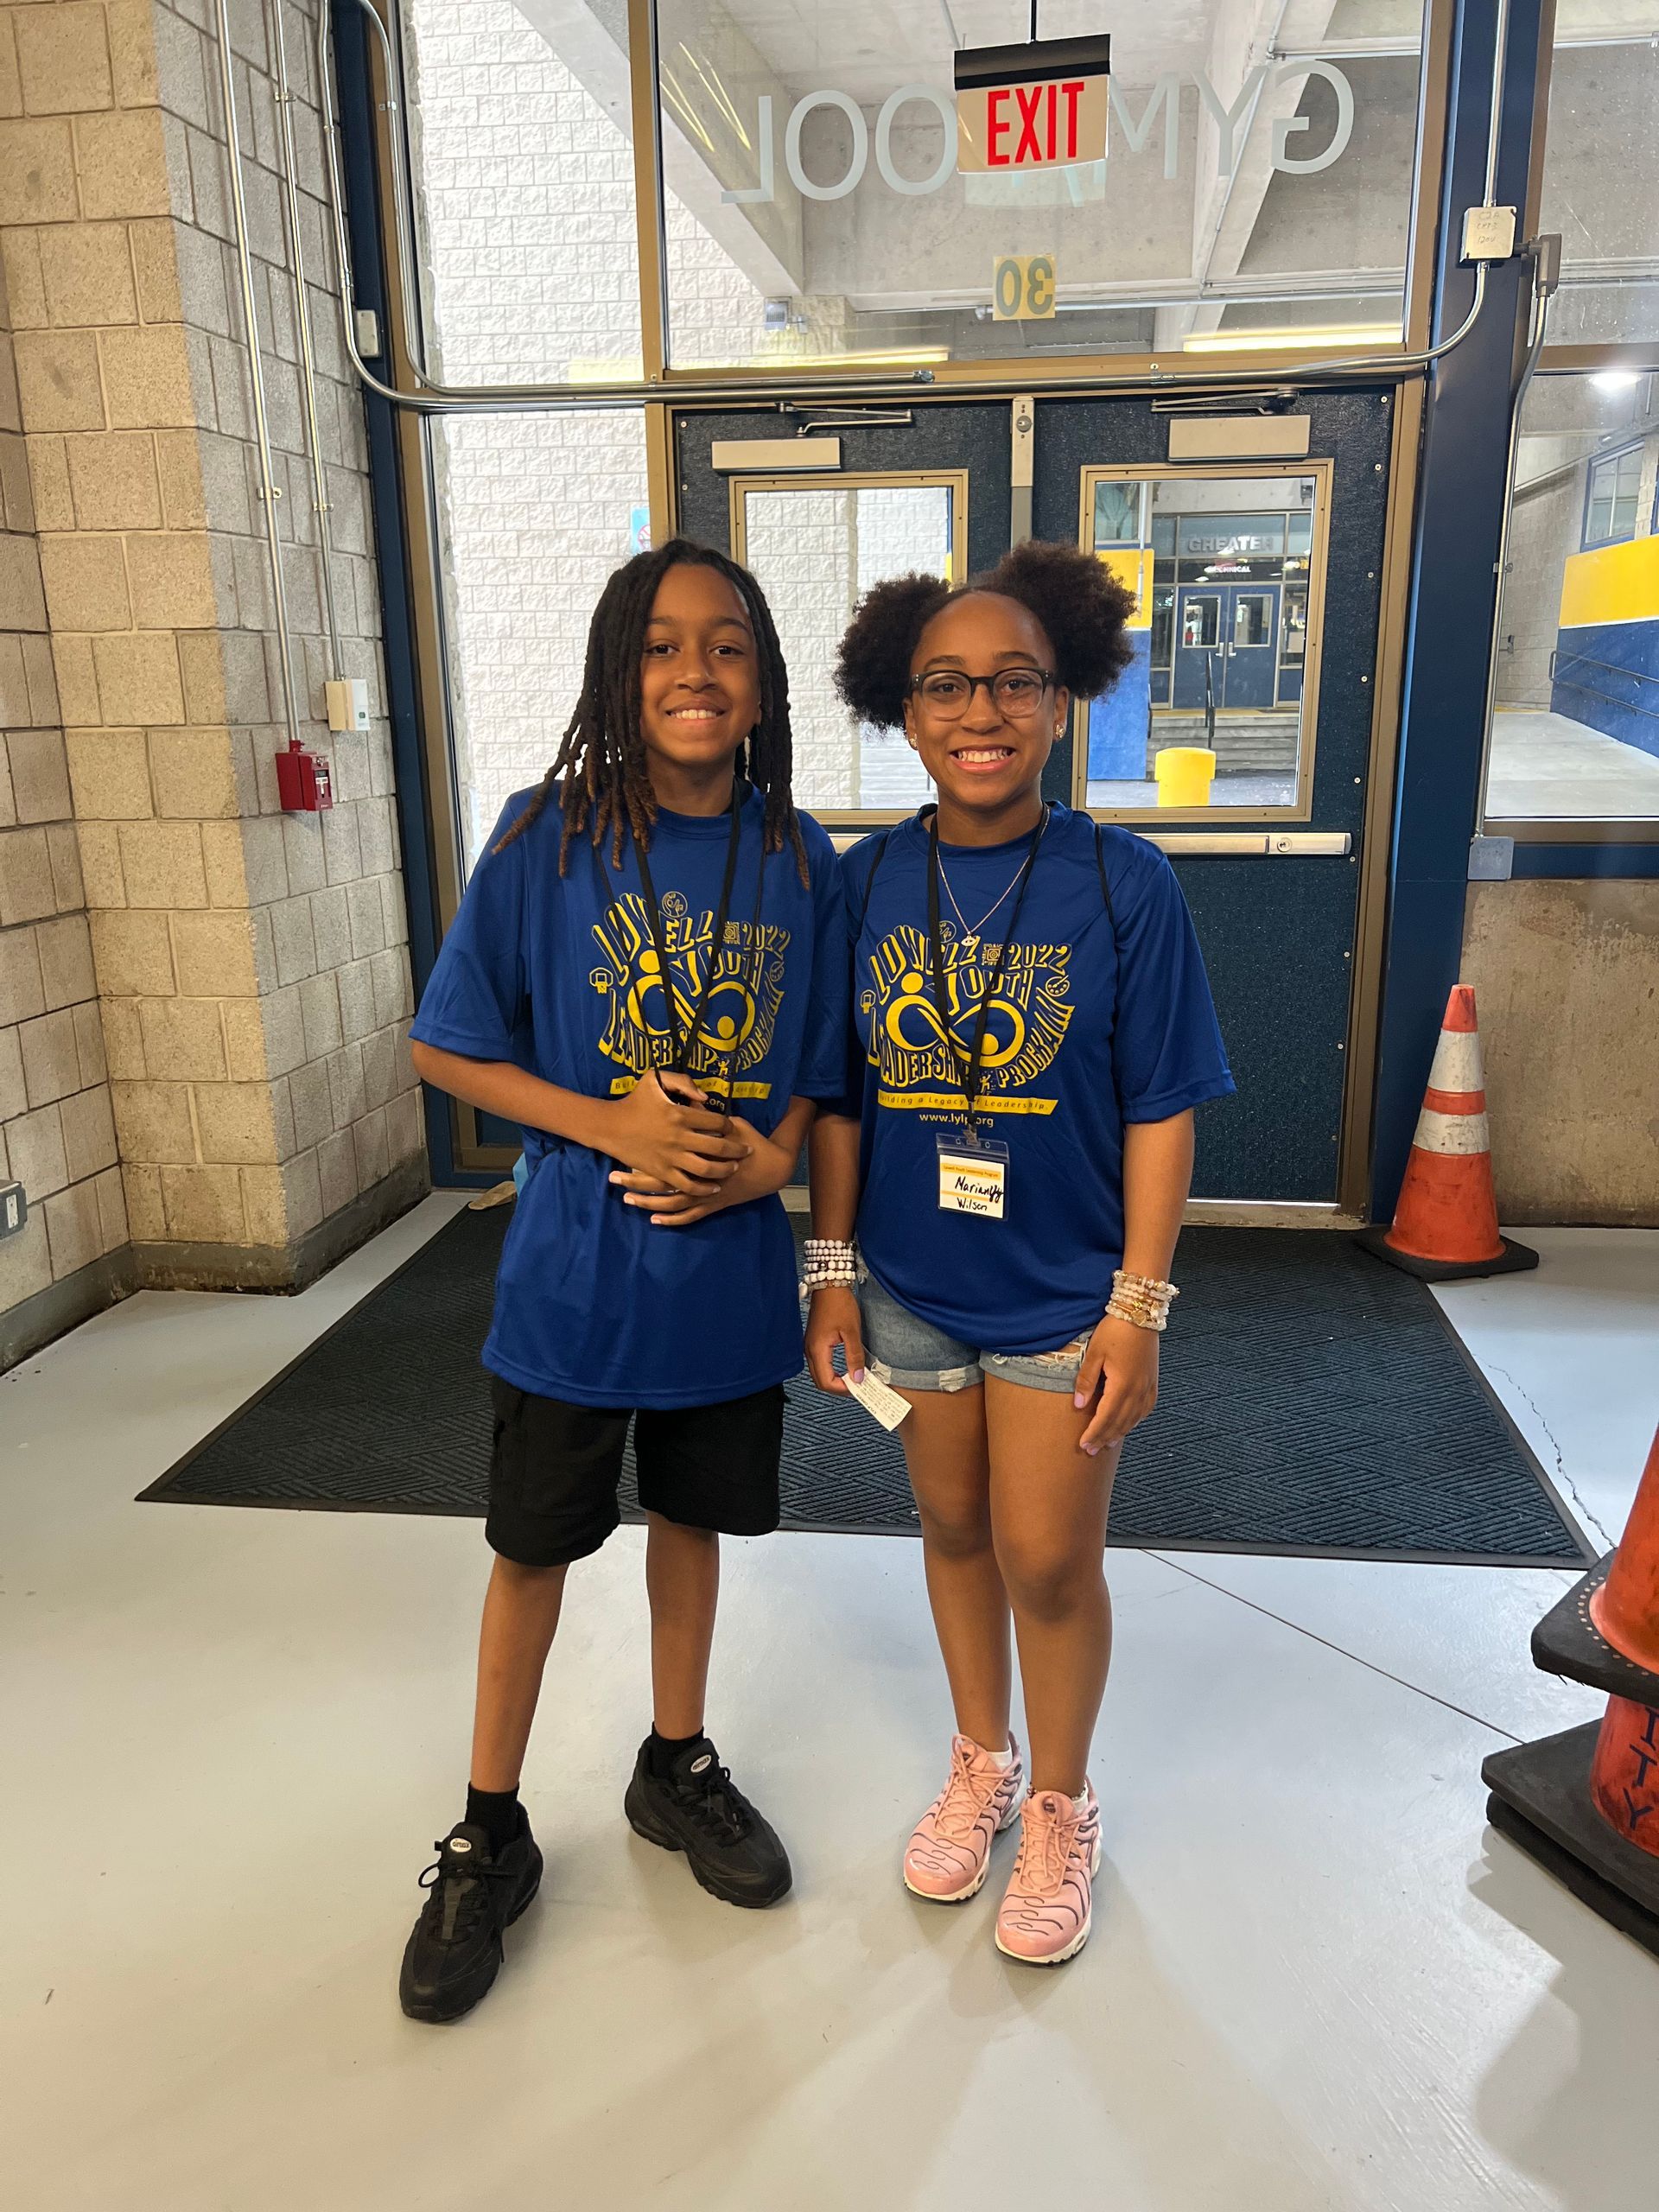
[937,1130,1010,1219]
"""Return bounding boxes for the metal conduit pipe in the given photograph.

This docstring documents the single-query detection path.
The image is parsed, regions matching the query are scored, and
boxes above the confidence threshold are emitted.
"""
[212,0,302,754]
[317,0,1516,413]
[270,0,346,681]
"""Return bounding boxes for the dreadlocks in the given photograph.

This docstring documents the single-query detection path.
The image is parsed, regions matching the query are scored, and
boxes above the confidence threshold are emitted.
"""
[493,537,807,883]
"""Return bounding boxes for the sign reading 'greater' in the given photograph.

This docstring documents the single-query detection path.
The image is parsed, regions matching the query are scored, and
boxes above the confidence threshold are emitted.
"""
[954,33,1111,175]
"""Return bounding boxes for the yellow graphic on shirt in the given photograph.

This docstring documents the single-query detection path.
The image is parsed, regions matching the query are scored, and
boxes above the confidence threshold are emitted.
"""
[589,890,787,1099]
[860,923,1072,1117]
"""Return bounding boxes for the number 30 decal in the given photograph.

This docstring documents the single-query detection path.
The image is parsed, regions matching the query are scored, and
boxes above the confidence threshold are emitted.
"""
[992,255,1058,321]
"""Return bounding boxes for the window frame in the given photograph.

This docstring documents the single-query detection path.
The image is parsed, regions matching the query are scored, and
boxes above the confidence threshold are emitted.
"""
[726,467,970,830]
[1476,13,1659,849]
[363,0,1456,430]
[1580,442,1645,552]
[1072,460,1333,823]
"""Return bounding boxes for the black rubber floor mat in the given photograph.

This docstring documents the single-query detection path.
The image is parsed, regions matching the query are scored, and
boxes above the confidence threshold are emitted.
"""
[140,1209,1591,1564]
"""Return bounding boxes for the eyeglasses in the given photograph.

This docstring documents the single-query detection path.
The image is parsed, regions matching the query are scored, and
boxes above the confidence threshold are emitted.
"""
[909,668,1056,718]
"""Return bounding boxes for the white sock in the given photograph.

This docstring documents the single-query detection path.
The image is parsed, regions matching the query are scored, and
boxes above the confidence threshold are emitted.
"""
[1072,1789,1091,1816]
[975,1739,1017,1770]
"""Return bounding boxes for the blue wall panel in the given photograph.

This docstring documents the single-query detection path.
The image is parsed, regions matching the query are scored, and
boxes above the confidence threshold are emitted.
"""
[1553,620,1659,757]
[1088,634,1151,778]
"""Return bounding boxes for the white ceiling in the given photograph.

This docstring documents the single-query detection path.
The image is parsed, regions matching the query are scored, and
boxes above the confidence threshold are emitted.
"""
[707,0,1269,103]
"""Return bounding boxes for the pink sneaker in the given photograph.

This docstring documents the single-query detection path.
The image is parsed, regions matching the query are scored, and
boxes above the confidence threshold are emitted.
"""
[902,1734,1026,1903]
[995,1785,1102,1966]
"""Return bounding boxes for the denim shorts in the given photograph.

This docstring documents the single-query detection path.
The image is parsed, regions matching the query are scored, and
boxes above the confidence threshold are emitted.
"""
[857,1272,1090,1396]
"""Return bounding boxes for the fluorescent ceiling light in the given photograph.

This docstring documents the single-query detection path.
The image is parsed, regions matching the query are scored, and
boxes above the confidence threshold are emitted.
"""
[1181,324,1401,353]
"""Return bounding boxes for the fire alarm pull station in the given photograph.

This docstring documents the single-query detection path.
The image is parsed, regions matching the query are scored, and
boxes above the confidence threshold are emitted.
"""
[276,741,334,811]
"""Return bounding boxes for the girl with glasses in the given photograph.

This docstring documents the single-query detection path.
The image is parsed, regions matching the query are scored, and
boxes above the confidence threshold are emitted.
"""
[806,542,1233,1967]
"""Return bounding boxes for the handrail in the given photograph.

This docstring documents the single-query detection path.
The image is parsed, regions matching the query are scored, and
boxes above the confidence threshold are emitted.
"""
[317,0,1516,416]
[1551,646,1659,693]
[1550,674,1659,725]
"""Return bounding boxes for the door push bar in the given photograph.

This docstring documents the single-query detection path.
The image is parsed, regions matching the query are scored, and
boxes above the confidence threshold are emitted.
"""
[1147,831,1352,855]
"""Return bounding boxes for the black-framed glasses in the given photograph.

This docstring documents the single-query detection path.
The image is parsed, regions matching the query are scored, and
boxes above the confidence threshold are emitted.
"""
[909,668,1057,718]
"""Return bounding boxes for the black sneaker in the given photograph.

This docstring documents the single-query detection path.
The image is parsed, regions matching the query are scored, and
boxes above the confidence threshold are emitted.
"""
[398,1818,543,2024]
[624,1737,792,1908]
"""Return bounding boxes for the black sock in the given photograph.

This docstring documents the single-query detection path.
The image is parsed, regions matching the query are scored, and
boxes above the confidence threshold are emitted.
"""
[647,1727,707,1780]
[464,1783,522,1853]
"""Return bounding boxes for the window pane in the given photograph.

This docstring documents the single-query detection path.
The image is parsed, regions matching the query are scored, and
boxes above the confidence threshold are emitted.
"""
[430,412,650,874]
[1093,481,1141,546]
[403,0,643,383]
[1233,594,1272,648]
[1486,373,1659,821]
[655,0,1423,368]
[737,482,952,810]
[1084,470,1320,809]
[1537,29,1659,345]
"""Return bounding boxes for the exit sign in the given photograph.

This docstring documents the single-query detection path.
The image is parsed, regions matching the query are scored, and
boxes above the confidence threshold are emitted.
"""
[955,33,1110,174]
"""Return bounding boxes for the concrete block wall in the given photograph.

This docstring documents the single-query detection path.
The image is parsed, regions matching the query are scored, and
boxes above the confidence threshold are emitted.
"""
[0,247,127,1332]
[0,0,423,1359]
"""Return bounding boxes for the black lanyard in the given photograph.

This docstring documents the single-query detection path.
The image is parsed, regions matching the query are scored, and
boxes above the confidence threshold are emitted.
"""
[594,785,766,1100]
[925,804,1048,1132]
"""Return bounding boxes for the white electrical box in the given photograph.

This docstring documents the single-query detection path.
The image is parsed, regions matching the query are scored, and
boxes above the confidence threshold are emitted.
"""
[326,678,372,734]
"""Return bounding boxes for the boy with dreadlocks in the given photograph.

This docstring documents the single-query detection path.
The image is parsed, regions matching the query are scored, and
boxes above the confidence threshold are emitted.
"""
[398,542,846,2023]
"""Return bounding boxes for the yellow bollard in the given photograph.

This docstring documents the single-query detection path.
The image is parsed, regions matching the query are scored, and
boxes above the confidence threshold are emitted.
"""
[1154,746,1216,808]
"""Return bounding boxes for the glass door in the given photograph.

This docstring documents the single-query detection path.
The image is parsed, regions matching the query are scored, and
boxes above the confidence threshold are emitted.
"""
[1173,591,1224,709]
[677,390,1401,1211]
[1224,587,1280,709]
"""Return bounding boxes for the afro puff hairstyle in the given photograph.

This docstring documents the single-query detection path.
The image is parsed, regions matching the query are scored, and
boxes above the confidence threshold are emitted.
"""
[834,538,1137,731]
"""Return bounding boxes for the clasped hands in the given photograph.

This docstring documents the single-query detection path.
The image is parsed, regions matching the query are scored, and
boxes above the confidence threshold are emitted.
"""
[603,1066,791,1228]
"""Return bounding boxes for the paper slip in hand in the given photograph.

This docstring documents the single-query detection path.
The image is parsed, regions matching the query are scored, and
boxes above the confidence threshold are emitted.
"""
[844,1370,911,1433]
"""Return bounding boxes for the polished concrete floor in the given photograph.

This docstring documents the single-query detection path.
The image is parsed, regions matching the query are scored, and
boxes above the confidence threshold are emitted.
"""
[1486,709,1659,818]
[3,1198,1657,2210]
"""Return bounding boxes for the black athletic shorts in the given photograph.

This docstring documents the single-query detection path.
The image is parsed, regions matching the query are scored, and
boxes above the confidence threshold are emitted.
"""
[485,1375,786,1568]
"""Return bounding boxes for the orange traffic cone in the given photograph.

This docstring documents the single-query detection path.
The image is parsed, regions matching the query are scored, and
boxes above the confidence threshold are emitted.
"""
[1591,1427,1659,1675]
[1357,984,1537,1281]
[1485,1423,1659,1945]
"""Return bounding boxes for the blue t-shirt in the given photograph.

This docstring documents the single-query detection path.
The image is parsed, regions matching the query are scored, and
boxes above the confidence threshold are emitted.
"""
[412,785,848,1408]
[838,805,1234,1354]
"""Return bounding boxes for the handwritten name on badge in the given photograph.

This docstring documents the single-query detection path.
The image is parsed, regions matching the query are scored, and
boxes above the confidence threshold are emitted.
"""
[938,1154,1007,1219]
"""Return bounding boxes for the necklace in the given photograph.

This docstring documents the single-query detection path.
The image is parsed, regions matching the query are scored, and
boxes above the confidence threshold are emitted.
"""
[936,806,1049,953]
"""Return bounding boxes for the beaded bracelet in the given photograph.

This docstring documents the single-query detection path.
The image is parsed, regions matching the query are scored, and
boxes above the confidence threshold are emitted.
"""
[800,1237,858,1297]
[1104,1268,1180,1333]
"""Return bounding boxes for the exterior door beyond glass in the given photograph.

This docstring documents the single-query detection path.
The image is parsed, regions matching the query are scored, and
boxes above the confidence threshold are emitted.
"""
[1174,583,1280,709]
